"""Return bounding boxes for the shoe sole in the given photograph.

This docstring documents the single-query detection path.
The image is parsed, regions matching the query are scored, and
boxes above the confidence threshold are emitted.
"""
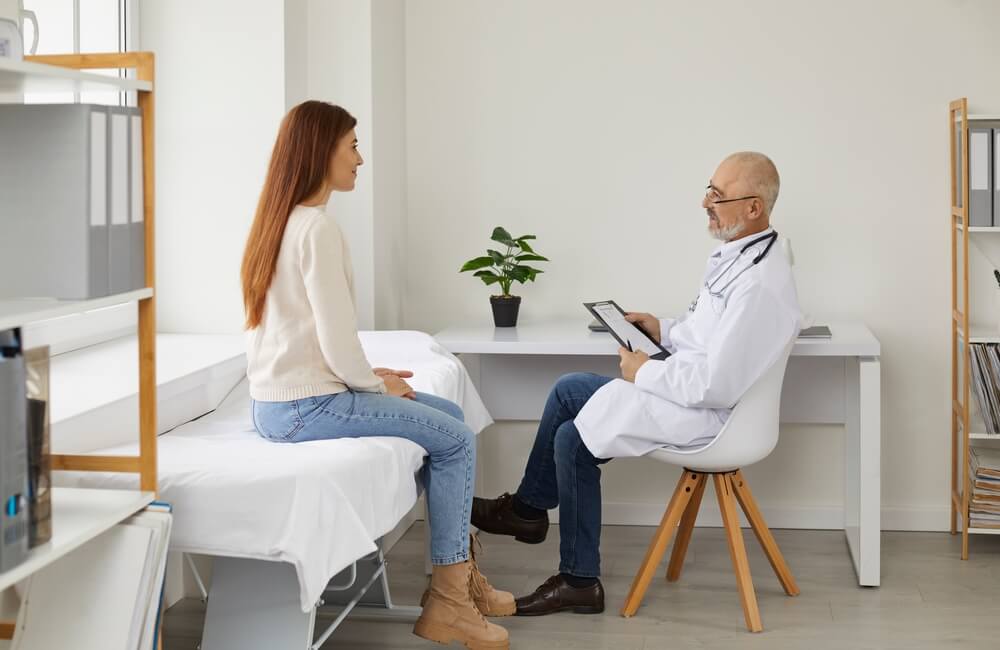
[515,604,604,616]
[413,620,510,650]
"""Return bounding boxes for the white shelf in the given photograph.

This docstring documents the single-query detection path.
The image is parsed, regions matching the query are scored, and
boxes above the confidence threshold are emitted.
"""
[968,227,1000,233]
[0,487,153,592]
[0,58,151,96]
[969,114,1000,121]
[967,324,1000,343]
[0,288,152,331]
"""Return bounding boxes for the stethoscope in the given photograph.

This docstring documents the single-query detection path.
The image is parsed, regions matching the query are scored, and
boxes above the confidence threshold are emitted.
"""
[688,230,778,312]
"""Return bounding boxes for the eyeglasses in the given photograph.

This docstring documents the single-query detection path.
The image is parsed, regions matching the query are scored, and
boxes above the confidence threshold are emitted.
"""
[705,185,759,205]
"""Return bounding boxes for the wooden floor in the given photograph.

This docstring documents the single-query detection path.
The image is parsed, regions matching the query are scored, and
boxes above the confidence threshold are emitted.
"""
[164,522,1000,649]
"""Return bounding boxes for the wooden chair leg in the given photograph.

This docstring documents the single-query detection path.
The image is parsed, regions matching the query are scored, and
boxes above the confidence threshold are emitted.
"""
[666,473,707,582]
[621,470,702,617]
[732,469,800,597]
[715,472,763,632]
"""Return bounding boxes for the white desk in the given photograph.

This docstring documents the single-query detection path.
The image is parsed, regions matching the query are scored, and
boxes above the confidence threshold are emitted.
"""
[435,320,881,587]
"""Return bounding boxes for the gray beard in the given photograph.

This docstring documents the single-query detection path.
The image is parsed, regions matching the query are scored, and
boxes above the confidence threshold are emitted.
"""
[708,222,744,241]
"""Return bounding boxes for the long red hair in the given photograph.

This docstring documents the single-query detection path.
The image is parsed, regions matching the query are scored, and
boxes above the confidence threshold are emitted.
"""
[241,101,357,329]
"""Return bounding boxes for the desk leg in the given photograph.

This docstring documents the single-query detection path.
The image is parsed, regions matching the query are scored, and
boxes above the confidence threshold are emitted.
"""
[844,356,881,587]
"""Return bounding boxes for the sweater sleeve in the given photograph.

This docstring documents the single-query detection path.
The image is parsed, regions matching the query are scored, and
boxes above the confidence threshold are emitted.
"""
[300,216,385,393]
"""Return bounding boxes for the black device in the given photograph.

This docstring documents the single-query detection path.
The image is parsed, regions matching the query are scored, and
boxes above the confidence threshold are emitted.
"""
[583,300,671,361]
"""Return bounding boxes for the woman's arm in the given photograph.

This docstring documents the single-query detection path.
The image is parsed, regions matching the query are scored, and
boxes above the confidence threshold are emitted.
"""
[300,217,385,393]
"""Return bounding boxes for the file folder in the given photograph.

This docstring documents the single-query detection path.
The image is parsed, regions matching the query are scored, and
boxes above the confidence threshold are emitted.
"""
[0,105,112,299]
[970,126,993,226]
[109,108,132,294]
[130,114,146,291]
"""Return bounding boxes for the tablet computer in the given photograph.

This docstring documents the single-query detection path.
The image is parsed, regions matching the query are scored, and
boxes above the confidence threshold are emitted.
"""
[583,300,671,361]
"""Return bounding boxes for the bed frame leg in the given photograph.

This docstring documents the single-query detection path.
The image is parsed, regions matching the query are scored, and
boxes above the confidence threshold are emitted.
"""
[201,557,316,650]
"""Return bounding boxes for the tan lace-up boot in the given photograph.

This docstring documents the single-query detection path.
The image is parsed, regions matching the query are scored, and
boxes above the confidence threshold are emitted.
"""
[413,561,510,650]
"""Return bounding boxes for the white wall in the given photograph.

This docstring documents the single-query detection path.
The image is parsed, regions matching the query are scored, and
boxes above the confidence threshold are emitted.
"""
[140,0,287,334]
[403,0,1000,530]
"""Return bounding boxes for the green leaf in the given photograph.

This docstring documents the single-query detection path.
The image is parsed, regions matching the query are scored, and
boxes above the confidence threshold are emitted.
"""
[480,275,501,286]
[473,270,500,280]
[515,254,549,262]
[516,235,537,241]
[460,256,496,272]
[509,266,532,283]
[491,227,515,245]
[487,249,506,265]
[517,239,535,254]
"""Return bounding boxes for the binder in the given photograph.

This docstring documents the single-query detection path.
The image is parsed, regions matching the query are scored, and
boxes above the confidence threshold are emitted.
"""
[109,108,132,294]
[0,104,111,299]
[969,126,993,226]
[90,108,110,297]
[130,114,146,291]
[994,129,1000,226]
[0,329,29,573]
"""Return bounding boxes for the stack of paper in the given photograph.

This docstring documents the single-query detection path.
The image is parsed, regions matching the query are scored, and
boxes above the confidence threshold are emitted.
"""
[11,502,172,650]
[969,344,1000,435]
[969,447,1000,529]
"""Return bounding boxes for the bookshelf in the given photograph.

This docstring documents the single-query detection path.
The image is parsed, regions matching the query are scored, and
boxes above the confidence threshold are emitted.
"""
[950,98,1000,558]
[0,52,159,642]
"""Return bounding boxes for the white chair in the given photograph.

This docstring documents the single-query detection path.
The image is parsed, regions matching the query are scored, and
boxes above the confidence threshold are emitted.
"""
[620,338,799,632]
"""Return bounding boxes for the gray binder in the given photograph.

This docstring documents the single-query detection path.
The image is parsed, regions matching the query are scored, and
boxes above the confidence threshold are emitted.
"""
[0,104,110,300]
[0,331,28,573]
[970,126,993,226]
[130,114,146,291]
[995,129,1000,226]
[108,107,132,294]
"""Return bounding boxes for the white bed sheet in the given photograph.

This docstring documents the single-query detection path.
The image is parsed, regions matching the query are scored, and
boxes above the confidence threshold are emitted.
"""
[57,330,493,612]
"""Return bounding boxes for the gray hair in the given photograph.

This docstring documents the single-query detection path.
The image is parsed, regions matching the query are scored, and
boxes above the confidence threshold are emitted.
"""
[725,151,780,217]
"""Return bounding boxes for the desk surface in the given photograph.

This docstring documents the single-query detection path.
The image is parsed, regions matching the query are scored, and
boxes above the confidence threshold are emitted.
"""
[435,320,880,357]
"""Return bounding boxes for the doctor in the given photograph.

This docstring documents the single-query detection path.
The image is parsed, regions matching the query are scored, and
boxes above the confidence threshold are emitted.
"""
[471,151,802,616]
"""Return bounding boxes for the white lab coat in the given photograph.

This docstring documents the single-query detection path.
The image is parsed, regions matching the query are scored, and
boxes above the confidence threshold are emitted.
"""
[576,228,803,459]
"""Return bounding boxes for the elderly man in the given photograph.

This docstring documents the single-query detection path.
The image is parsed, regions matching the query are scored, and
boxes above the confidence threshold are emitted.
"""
[471,152,803,616]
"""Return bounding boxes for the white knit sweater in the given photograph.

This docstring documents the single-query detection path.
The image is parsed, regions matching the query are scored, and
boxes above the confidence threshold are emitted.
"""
[246,205,385,402]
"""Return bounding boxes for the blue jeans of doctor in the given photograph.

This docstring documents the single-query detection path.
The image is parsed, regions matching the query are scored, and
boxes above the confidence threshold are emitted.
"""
[252,390,475,565]
[515,372,614,578]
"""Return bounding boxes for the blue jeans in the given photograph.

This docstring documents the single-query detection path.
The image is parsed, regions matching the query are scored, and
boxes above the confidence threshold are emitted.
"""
[252,390,475,565]
[516,372,614,578]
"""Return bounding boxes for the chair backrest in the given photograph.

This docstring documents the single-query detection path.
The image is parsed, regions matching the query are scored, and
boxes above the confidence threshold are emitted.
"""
[649,336,796,472]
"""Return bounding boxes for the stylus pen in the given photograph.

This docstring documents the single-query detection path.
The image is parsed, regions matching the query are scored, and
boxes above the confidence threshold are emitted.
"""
[626,339,633,352]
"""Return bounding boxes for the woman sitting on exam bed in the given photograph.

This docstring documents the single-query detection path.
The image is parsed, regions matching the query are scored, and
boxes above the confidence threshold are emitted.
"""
[239,100,512,650]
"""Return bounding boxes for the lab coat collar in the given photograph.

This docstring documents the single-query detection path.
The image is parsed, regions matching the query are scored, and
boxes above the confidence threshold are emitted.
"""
[710,226,775,262]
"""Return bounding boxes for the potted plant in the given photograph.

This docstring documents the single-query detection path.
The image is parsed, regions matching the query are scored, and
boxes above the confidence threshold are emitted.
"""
[460,227,549,327]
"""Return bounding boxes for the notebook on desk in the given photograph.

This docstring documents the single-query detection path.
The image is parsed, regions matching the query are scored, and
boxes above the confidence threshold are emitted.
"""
[799,325,832,339]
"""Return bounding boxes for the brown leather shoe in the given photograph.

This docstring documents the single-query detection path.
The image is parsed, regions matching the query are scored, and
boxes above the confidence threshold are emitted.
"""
[514,574,605,616]
[471,493,549,544]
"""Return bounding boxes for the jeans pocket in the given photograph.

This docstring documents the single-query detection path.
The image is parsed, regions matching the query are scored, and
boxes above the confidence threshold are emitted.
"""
[253,400,305,441]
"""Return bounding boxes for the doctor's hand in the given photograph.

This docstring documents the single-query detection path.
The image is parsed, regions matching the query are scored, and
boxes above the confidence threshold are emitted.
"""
[624,312,661,342]
[374,367,414,379]
[619,348,650,383]
[383,374,417,400]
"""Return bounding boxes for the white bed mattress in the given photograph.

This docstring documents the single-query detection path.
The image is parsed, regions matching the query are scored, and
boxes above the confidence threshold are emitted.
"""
[57,330,493,612]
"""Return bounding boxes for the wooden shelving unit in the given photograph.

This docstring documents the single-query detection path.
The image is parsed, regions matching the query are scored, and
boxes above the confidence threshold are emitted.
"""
[950,98,1000,557]
[0,52,159,641]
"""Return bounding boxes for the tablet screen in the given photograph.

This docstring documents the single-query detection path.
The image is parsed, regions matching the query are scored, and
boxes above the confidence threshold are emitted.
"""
[588,301,665,357]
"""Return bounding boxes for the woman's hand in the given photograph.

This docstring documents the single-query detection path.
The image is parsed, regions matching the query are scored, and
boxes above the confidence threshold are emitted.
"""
[374,367,414,379]
[383,373,417,400]
[624,312,661,342]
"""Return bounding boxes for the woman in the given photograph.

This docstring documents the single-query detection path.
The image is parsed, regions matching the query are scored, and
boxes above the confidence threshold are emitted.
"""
[241,101,510,649]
